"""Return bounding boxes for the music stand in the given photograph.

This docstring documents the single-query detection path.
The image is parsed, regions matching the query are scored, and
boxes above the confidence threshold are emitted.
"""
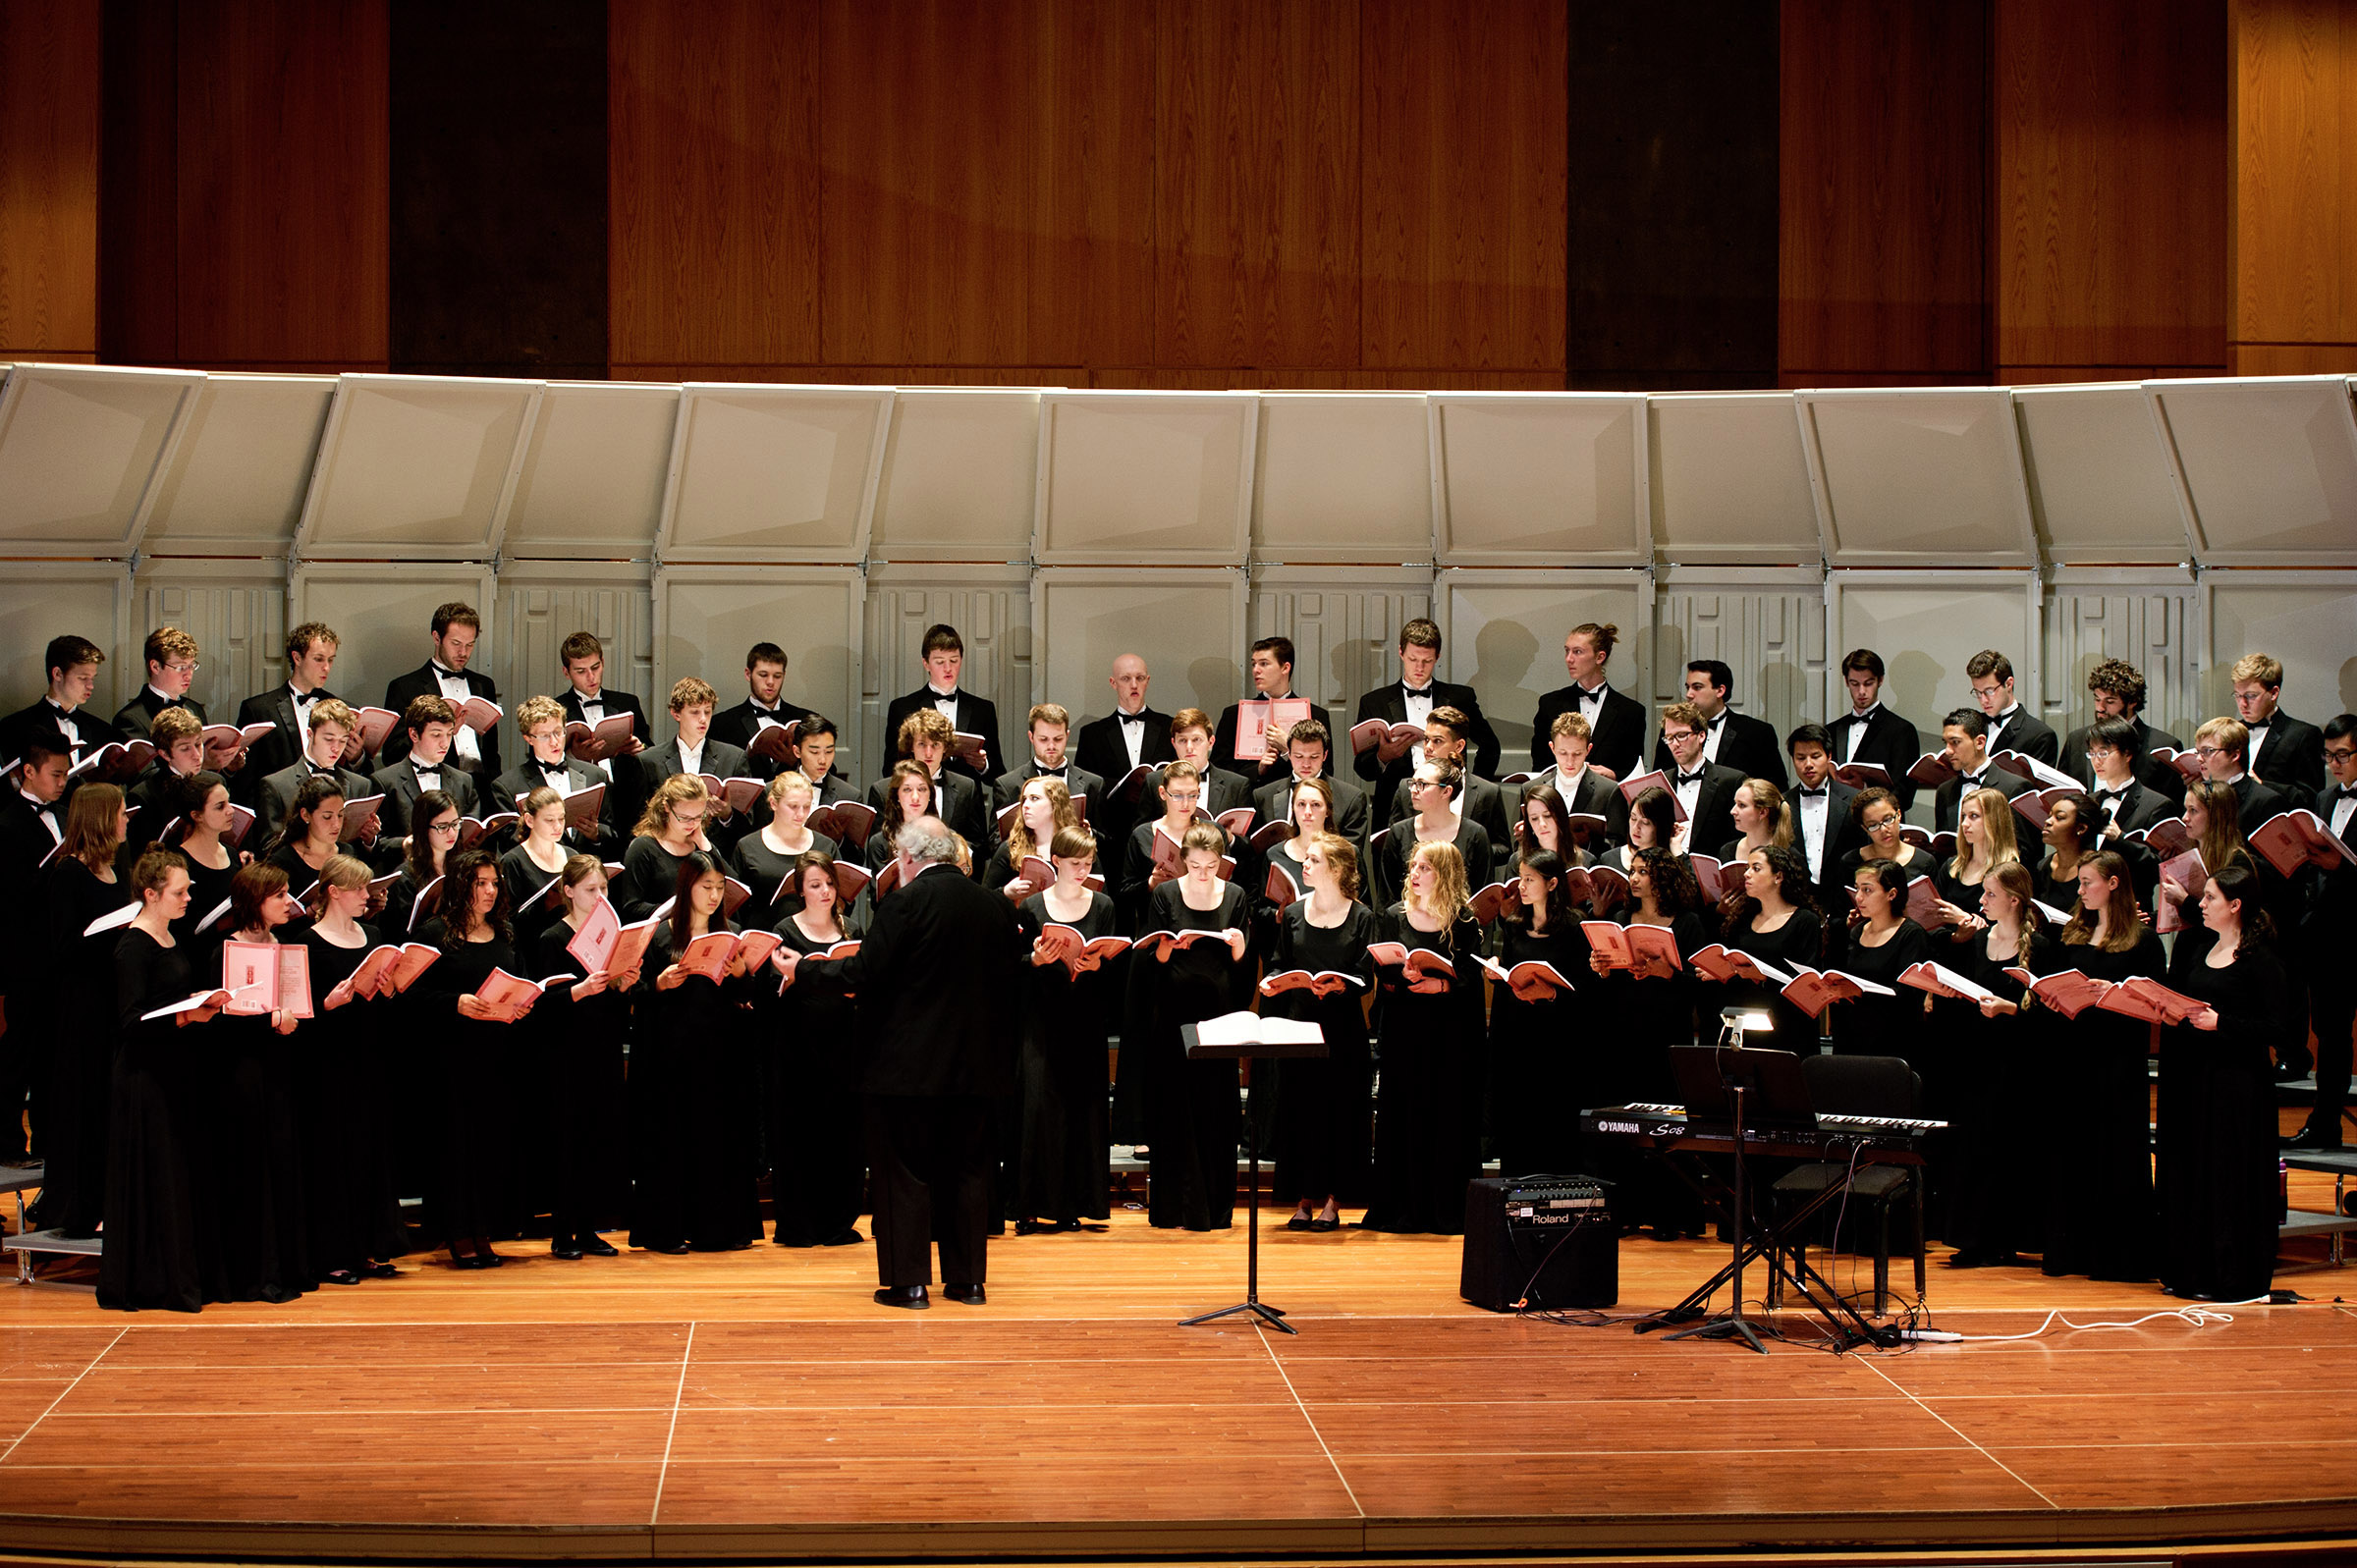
[1649,1045,1815,1353]
[1178,1021,1327,1334]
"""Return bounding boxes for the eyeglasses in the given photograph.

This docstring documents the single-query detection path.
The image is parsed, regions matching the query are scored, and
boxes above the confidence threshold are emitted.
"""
[163,661,198,676]
[672,809,707,826]
[2328,747,2357,764]
[1660,729,1694,743]
[427,820,462,835]
[2194,745,2226,759]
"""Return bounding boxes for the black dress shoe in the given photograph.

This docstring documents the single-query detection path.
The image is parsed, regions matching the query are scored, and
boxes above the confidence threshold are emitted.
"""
[2284,1126,2345,1151]
[362,1261,399,1279]
[1308,1217,1341,1232]
[942,1282,985,1305]
[1285,1215,1313,1231]
[322,1269,361,1285]
[476,1248,506,1268]
[874,1284,929,1309]
[551,1239,584,1261]
[577,1233,618,1258]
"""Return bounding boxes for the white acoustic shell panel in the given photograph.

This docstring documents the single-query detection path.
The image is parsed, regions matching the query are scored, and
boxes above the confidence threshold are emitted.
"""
[0,563,133,717]
[2009,384,2191,565]
[869,390,1040,563]
[651,566,864,750]
[1429,394,1650,567]
[1031,568,1250,723]
[1797,389,2039,568]
[290,564,502,723]
[0,364,204,554]
[295,375,541,561]
[655,386,892,565]
[1826,570,2042,772]
[1435,568,1653,767]
[2200,572,2357,718]
[2148,376,2357,567]
[1248,568,1439,715]
[1033,394,1256,566]
[500,381,680,558]
[134,558,288,721]
[492,562,656,739]
[1647,394,1821,565]
[134,374,335,556]
[1251,395,1435,565]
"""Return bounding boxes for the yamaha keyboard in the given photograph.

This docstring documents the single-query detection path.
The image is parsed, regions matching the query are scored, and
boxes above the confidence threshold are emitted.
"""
[1583,1103,1945,1162]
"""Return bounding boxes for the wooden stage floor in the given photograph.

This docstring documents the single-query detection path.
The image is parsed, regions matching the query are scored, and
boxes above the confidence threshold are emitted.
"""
[2,1173,2356,1565]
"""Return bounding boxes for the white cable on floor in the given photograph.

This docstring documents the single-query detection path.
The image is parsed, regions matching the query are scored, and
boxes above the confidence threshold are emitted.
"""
[1901,1295,2273,1342]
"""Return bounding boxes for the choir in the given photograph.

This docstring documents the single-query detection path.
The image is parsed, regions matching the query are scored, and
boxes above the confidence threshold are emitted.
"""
[0,602,2343,1314]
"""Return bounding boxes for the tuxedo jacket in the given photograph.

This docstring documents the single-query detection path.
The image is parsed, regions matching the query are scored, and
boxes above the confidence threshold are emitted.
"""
[1934,766,2033,834]
[562,687,654,829]
[2253,711,2328,801]
[1529,682,1646,782]
[379,662,503,780]
[1074,708,1177,787]
[259,760,378,847]
[710,695,814,780]
[1253,771,1373,846]
[2230,774,2290,840]
[235,684,338,799]
[2061,716,2186,804]
[1826,705,1925,810]
[806,862,1021,1098]
[2302,784,2357,946]
[489,757,620,854]
[1510,764,1617,820]
[1655,709,1787,792]
[1787,779,1867,900]
[0,700,100,770]
[370,756,480,843]
[1349,680,1501,820]
[882,687,1004,790]
[0,792,66,996]
[123,762,200,853]
[2092,778,2172,838]
[1383,771,1514,857]
[1987,706,2059,770]
[111,687,206,743]
[992,760,1107,816]
[1212,698,1336,783]
[865,767,986,846]
[1146,762,1254,822]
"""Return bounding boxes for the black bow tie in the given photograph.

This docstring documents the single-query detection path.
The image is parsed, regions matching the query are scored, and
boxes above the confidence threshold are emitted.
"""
[930,690,959,702]
[1677,772,1705,786]
[1797,786,1827,798]
[1580,685,1605,703]
[1117,710,1143,725]
[1403,685,1433,698]
[543,764,569,779]
[1707,714,1725,729]
[2096,787,2125,803]
[413,764,440,781]
[1037,768,1066,779]
[307,763,337,779]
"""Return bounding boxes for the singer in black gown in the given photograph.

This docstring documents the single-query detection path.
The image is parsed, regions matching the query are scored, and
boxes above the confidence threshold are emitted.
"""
[523,880,636,1257]
[99,907,220,1311]
[1014,878,1120,1230]
[41,853,135,1237]
[1485,857,1595,1178]
[1124,867,1250,1231]
[629,916,764,1253]
[298,912,409,1277]
[1263,895,1378,1221]
[1362,892,1486,1236]
[201,875,316,1304]
[766,862,868,1248]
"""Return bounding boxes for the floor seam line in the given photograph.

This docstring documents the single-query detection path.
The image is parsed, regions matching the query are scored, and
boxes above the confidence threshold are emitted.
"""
[649,1320,694,1525]
[1856,1353,2058,1507]
[0,1326,124,1468]
[1255,1325,1363,1521]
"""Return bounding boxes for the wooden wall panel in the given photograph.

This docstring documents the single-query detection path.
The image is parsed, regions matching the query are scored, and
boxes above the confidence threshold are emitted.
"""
[1780,0,1990,383]
[1994,0,2226,382]
[819,0,1154,371]
[607,0,821,372]
[175,0,388,369]
[0,0,101,359]
[1360,0,1566,374]
[2230,0,2357,373]
[1155,0,1358,369]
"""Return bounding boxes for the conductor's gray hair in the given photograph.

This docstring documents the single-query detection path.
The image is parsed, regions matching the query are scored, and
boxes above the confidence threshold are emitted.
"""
[895,816,959,864]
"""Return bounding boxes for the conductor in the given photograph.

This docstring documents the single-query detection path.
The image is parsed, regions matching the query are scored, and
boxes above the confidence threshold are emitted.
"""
[783,815,1020,1309]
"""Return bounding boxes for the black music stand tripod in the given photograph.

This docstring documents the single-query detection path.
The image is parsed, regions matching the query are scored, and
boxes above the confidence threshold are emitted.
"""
[1177,1022,1327,1334]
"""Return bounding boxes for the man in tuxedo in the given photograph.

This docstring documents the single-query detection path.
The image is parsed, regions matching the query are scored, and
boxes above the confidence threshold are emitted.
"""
[1933,708,2035,833]
[783,815,1019,1308]
[1966,648,2058,769]
[0,634,107,772]
[2085,718,2172,839]
[1826,648,1925,810]
[112,625,211,739]
[639,676,752,851]
[881,623,1003,794]
[2060,658,2185,804]
[992,703,1104,816]
[1212,636,1333,784]
[557,631,651,825]
[710,639,813,781]
[1162,707,1253,819]
[1785,723,1866,903]
[258,699,379,848]
[0,737,73,1161]
[1385,707,1513,850]
[2290,715,2357,1151]
[1510,712,1619,853]
[489,695,620,855]
[2232,652,2327,804]
[380,602,502,782]
[1651,660,1786,790]
[122,708,211,855]
[1648,701,1743,853]
[2193,716,2289,838]
[1350,618,1499,821]
[1530,620,1645,781]
[866,708,985,845]
[235,621,344,800]
[371,696,479,854]
[1254,721,1372,843]
[1073,654,1175,854]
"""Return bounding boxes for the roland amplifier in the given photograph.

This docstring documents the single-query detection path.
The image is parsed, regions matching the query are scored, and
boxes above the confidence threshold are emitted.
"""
[1459,1175,1617,1312]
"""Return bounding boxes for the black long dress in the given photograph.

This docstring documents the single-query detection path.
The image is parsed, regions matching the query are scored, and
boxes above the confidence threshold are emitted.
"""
[413,920,523,1246]
[1577,910,1710,1234]
[766,915,868,1246]
[1370,816,1492,908]
[1264,899,1378,1208]
[495,843,571,951]
[169,841,239,946]
[38,859,135,1236]
[1486,918,1596,1177]
[1938,931,2043,1259]
[731,828,836,914]
[521,921,631,1243]
[615,836,692,924]
[295,924,409,1271]
[198,931,314,1301]
[1829,919,1932,1058]
[629,923,764,1250]
[2041,930,2166,1281]
[378,861,441,939]
[97,928,217,1311]
[1125,879,1249,1230]
[2159,931,2288,1301]
[1013,890,1120,1225]
[1721,906,1826,1051]
[1363,908,1486,1234]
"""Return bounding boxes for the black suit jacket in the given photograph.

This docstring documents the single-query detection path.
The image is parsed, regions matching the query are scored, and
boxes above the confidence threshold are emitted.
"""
[1935,766,2034,834]
[234,684,336,799]
[2253,711,2327,801]
[111,687,205,742]
[561,686,652,829]
[882,687,1003,790]
[380,663,502,780]
[2061,716,2186,805]
[1655,709,1787,791]
[1349,680,1501,820]
[1788,780,1867,900]
[1530,682,1646,782]
[258,760,379,847]
[559,686,651,746]
[1987,707,2058,770]
[865,768,985,846]
[1212,697,1336,783]
[1073,707,1175,854]
[1146,762,1253,822]
[488,757,621,856]
[710,695,814,780]
[2302,784,2357,945]
[123,762,199,854]
[2230,774,2290,839]
[1826,705,1926,810]
[810,861,1021,1098]
[0,700,101,770]
[370,756,479,844]
[2092,779,2172,838]
[992,760,1106,817]
[0,792,66,997]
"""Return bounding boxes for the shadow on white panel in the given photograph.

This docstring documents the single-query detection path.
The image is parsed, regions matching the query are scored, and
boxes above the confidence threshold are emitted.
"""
[1033,571,1246,725]
[1431,396,1647,565]
[1648,395,1819,565]
[871,391,1039,562]
[2151,378,2357,566]
[1828,574,2039,743]
[1437,571,1650,767]
[137,375,334,554]
[1801,391,2037,567]
[653,568,862,748]
[1252,396,1433,564]
[502,383,678,556]
[298,378,538,558]
[660,388,888,562]
[0,366,202,551]
[1036,396,1253,564]
[2203,576,2357,717]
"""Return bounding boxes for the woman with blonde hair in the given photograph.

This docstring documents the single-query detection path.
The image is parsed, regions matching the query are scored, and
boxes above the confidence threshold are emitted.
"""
[616,773,712,922]
[1934,784,2021,929]
[731,770,837,911]
[983,774,1087,900]
[296,853,406,1283]
[1263,831,1378,1231]
[1363,839,1485,1234]
[1716,777,1792,863]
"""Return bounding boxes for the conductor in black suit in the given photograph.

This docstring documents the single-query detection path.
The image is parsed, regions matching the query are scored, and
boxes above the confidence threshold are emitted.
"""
[233,621,345,798]
[1651,660,1786,790]
[2290,716,2357,1150]
[881,623,1003,793]
[1349,617,1498,821]
[782,815,1020,1309]
[2060,658,2184,804]
[710,639,814,781]
[1826,649,1926,810]
[1932,708,2034,834]
[2233,652,2328,803]
[380,602,503,782]
[1529,621,1645,782]
[1211,635,1333,783]
[112,625,209,739]
[1073,654,1175,854]
[1966,649,2058,769]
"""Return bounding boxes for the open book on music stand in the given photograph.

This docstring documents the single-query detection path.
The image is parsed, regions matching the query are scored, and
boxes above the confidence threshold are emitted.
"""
[1178,1015,1328,1334]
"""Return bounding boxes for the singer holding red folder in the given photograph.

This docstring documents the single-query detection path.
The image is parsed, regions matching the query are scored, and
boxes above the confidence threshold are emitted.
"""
[1259,831,1377,1232]
[1013,827,1121,1235]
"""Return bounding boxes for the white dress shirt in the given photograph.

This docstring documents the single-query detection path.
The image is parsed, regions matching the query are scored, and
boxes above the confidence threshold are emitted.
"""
[431,664,481,764]
[1115,706,1147,770]
[1842,705,1879,763]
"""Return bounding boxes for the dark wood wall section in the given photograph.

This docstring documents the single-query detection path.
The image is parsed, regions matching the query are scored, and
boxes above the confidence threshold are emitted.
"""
[1780,0,1991,387]
[2229,0,2357,375]
[0,0,102,362]
[391,0,609,380]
